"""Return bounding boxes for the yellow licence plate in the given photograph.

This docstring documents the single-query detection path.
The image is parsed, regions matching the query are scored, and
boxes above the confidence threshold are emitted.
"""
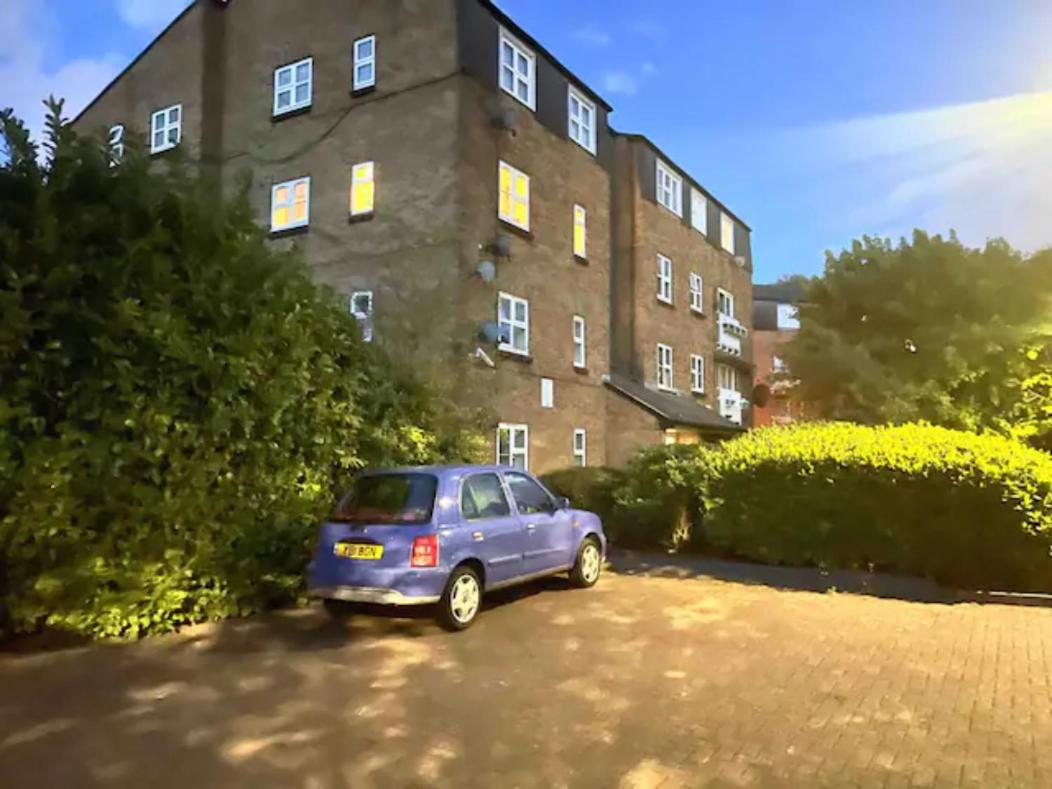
[334,543,384,560]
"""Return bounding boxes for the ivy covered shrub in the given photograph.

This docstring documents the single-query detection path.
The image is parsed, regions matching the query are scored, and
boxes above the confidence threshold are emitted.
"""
[703,423,1052,590]
[0,102,481,639]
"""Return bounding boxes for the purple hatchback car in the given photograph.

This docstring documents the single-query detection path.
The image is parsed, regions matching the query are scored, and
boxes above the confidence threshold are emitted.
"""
[308,466,606,630]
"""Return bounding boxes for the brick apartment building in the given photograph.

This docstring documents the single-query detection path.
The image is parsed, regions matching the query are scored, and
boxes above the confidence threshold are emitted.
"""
[74,0,754,473]
[752,282,806,427]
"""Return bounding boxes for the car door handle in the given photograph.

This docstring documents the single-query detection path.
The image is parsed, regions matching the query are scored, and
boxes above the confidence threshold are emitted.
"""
[526,524,537,532]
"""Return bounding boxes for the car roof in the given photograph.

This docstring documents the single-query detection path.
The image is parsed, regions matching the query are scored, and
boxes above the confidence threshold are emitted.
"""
[361,465,527,478]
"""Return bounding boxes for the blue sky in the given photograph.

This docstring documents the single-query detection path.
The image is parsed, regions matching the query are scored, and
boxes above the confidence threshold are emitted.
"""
[3,1,1051,281]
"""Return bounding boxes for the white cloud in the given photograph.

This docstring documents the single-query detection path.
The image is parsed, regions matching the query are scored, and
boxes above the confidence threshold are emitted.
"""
[629,18,667,41]
[790,92,1052,252]
[0,0,124,147]
[572,25,612,47]
[641,61,659,77]
[602,71,640,96]
[115,0,192,31]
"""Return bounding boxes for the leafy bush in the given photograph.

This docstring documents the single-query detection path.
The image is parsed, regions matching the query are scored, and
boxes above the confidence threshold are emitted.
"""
[0,102,481,640]
[703,423,1052,590]
[543,446,714,551]
[550,424,1052,590]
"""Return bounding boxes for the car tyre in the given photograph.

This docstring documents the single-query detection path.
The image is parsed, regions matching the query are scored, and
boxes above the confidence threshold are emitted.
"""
[438,565,482,632]
[570,537,602,588]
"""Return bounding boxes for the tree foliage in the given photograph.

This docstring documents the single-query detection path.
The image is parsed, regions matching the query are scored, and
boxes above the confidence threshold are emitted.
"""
[783,231,1052,445]
[0,100,483,639]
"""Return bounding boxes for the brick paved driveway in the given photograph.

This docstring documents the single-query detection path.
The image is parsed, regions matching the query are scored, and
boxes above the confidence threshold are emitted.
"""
[2,553,1052,788]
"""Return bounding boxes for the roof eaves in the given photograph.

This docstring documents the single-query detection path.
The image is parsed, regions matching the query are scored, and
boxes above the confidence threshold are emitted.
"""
[611,130,752,232]
[475,0,613,112]
[72,1,199,127]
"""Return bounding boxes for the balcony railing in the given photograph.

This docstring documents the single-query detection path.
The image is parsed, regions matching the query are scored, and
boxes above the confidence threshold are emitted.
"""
[716,313,748,356]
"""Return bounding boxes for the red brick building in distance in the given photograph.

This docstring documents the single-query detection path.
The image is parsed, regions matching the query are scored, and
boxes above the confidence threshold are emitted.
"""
[751,282,807,427]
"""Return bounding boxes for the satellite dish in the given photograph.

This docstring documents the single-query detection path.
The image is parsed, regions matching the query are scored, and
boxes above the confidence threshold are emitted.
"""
[493,107,517,131]
[478,322,510,345]
[477,260,497,282]
[751,383,772,408]
[492,234,512,257]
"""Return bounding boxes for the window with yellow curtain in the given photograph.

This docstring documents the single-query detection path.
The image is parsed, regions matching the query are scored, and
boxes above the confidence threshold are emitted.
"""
[498,161,530,231]
[271,177,311,232]
[573,204,587,259]
[350,162,375,217]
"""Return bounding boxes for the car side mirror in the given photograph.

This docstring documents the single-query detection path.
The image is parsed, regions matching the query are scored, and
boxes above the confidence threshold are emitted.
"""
[557,496,571,510]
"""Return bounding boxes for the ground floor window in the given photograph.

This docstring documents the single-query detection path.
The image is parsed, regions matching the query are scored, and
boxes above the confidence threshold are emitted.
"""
[497,423,529,469]
[573,429,587,467]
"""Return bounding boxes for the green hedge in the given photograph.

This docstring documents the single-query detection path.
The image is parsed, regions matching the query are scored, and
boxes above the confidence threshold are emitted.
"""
[0,104,481,640]
[546,424,1052,591]
[703,423,1052,590]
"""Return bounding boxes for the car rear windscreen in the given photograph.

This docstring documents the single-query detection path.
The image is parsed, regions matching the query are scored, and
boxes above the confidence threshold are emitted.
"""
[332,474,438,525]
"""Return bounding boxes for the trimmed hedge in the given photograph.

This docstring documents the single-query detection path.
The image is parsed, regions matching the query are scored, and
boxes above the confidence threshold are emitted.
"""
[546,424,1052,591]
[704,423,1052,590]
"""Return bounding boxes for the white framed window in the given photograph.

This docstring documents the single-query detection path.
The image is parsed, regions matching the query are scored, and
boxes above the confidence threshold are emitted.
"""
[353,35,376,91]
[777,304,801,330]
[150,104,181,154]
[657,254,673,304]
[499,29,535,110]
[573,429,587,468]
[721,212,736,254]
[108,124,125,165]
[350,161,375,217]
[568,86,597,154]
[691,354,705,394]
[691,189,707,235]
[717,288,735,319]
[573,315,586,368]
[541,378,554,409]
[497,423,529,470]
[772,355,787,373]
[274,57,313,117]
[350,290,374,342]
[689,273,704,313]
[656,160,682,216]
[498,292,529,356]
[498,160,530,231]
[657,343,674,391]
[573,204,587,258]
[271,176,311,232]
[717,363,738,392]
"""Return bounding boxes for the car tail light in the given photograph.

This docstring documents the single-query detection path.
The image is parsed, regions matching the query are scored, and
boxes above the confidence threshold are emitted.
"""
[411,535,439,568]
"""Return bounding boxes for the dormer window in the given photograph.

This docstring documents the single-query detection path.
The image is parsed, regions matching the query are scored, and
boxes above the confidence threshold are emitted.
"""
[721,212,736,254]
[656,160,682,216]
[568,86,597,154]
[499,29,535,110]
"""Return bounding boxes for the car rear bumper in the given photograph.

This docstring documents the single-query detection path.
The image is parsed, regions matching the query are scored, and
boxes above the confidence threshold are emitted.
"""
[310,585,441,606]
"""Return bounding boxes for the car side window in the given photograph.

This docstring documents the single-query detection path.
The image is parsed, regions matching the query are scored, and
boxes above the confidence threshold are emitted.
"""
[505,473,555,516]
[461,473,512,521]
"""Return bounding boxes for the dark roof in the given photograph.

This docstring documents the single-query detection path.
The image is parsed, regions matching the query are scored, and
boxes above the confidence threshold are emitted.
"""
[605,374,744,433]
[754,282,807,303]
[477,0,612,112]
[612,132,752,232]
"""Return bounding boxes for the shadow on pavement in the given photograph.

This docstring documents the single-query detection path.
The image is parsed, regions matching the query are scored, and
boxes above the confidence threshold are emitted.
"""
[609,549,1052,609]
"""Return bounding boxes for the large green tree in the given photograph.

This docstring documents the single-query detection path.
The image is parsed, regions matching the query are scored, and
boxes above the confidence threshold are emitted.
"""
[784,231,1052,444]
[0,100,483,639]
